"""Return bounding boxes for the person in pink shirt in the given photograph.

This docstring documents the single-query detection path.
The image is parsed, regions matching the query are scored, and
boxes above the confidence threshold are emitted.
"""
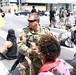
[38,34,70,75]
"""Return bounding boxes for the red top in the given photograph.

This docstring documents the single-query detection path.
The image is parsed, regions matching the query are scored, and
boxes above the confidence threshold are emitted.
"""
[39,60,60,73]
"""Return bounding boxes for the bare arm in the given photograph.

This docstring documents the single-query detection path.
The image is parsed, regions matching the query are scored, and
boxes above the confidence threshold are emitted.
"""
[59,38,66,42]
[0,41,12,53]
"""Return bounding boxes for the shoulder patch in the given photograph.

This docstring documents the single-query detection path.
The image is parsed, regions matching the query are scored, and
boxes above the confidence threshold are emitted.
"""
[23,27,29,33]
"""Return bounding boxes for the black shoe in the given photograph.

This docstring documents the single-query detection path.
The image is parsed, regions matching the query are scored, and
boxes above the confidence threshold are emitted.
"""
[67,46,74,48]
[54,26,57,28]
[70,46,74,48]
[74,25,76,27]
[49,24,51,27]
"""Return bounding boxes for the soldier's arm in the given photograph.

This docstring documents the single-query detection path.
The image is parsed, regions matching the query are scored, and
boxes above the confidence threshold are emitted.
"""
[17,29,31,55]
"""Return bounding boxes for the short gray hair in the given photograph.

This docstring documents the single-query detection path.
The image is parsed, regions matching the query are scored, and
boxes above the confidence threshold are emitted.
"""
[29,13,40,20]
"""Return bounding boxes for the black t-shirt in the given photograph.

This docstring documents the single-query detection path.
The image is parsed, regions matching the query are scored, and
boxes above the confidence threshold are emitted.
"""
[31,8,36,13]
[51,10,56,17]
[49,10,52,17]
[66,12,70,17]
[6,41,17,57]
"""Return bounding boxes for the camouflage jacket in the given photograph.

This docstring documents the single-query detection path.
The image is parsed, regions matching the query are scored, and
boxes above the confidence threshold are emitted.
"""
[18,25,50,55]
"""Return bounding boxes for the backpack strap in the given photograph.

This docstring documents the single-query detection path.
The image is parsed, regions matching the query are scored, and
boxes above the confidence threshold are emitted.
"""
[39,60,60,73]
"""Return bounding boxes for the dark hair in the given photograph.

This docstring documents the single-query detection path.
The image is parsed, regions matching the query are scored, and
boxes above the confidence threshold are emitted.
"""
[74,30,76,33]
[38,34,61,62]
[6,29,16,42]
[33,5,35,8]
[66,24,72,29]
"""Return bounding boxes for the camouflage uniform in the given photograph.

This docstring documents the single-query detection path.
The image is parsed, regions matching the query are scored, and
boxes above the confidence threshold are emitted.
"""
[18,25,51,75]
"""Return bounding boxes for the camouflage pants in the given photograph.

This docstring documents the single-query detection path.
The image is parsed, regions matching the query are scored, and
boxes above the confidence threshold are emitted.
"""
[32,57,42,75]
[19,57,42,75]
[71,68,76,75]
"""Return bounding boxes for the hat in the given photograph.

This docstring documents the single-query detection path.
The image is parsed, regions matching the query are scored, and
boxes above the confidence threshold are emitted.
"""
[7,29,16,41]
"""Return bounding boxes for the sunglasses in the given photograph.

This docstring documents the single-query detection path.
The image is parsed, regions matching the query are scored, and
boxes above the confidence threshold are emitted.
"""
[28,19,37,22]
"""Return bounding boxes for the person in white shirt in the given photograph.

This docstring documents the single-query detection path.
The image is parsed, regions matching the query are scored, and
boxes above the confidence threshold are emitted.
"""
[58,24,72,47]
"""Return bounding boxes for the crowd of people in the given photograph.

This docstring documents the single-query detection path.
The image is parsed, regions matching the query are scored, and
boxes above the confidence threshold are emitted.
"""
[49,6,76,48]
[49,6,76,29]
[0,5,76,75]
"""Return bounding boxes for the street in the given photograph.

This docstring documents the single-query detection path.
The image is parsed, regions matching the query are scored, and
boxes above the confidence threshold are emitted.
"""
[0,14,76,75]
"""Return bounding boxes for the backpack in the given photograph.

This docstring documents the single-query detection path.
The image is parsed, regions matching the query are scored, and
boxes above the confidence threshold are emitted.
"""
[71,30,76,44]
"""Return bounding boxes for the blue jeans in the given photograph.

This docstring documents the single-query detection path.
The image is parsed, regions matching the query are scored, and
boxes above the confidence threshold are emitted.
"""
[59,41,68,47]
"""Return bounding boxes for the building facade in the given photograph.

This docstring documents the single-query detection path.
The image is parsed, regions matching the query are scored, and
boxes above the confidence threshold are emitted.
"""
[1,0,76,13]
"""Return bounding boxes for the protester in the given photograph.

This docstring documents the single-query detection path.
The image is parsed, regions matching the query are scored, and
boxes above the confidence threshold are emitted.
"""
[58,24,73,47]
[59,7,65,28]
[0,29,17,60]
[17,13,52,75]
[31,5,36,13]
[38,34,70,75]
[65,9,71,25]
[65,17,71,25]
[51,7,57,28]
[49,7,52,27]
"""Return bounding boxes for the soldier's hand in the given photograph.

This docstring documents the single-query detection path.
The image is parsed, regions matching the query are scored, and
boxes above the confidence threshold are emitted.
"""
[31,48,38,54]
[19,63,26,70]
[27,48,32,53]
[25,56,31,66]
[27,48,38,54]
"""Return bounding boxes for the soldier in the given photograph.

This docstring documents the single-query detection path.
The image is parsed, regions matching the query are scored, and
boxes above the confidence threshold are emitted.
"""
[17,13,52,75]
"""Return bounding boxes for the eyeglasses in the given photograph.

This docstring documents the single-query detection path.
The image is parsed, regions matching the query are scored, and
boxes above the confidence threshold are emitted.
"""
[28,19,37,22]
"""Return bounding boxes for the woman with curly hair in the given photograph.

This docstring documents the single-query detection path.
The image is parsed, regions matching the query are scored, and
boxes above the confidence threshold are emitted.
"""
[38,34,70,75]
